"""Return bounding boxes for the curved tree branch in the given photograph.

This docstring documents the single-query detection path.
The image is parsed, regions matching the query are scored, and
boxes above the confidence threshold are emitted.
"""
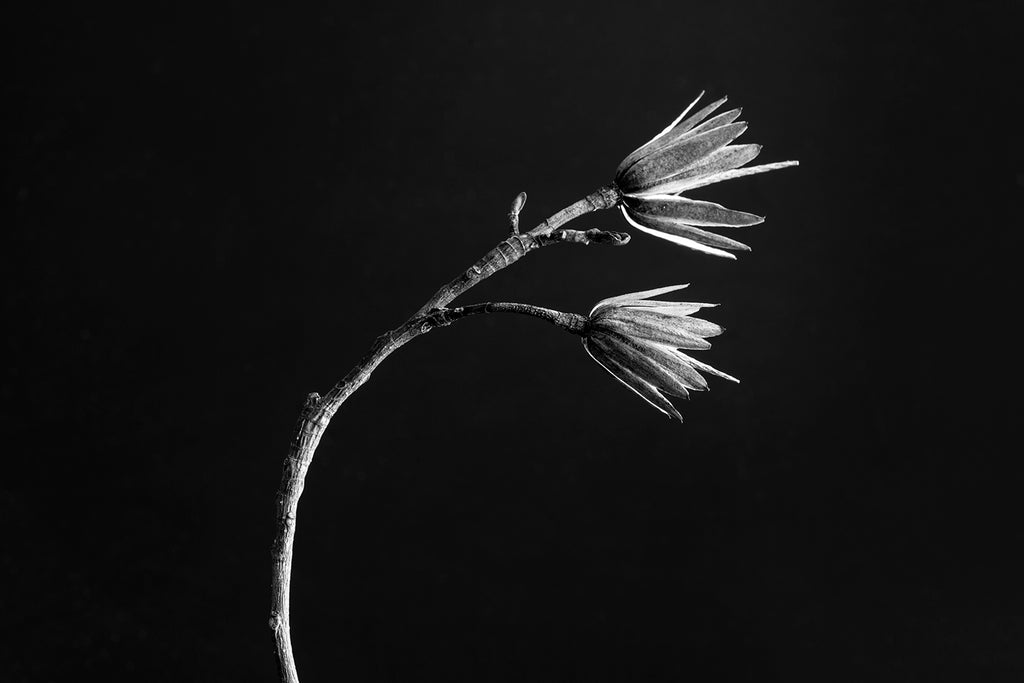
[270,187,623,682]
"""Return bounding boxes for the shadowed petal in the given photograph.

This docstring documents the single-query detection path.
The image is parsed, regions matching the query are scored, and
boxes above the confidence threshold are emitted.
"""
[615,96,731,178]
[596,317,712,350]
[590,335,696,400]
[620,208,737,259]
[592,284,690,313]
[600,308,724,339]
[676,351,740,383]
[634,96,730,162]
[668,96,729,136]
[623,208,751,254]
[684,108,743,137]
[584,339,683,421]
[615,91,707,176]
[592,286,716,316]
[594,332,710,393]
[599,307,724,337]
[655,91,707,138]
[665,160,800,192]
[646,144,762,195]
[619,122,748,192]
[605,300,714,315]
[629,195,764,227]
[647,347,714,393]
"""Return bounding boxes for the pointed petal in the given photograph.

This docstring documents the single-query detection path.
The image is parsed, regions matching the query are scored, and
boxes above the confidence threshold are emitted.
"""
[676,316,724,338]
[594,317,712,350]
[670,96,729,136]
[629,195,764,227]
[684,108,743,137]
[594,332,710,393]
[656,91,706,138]
[601,308,725,339]
[640,221,752,252]
[676,351,740,383]
[616,96,729,178]
[620,207,737,259]
[584,339,683,420]
[648,347,712,393]
[599,307,724,338]
[619,122,748,192]
[615,91,705,176]
[623,208,751,253]
[590,334,697,400]
[666,160,800,192]
[605,300,714,315]
[644,144,762,195]
[591,284,690,313]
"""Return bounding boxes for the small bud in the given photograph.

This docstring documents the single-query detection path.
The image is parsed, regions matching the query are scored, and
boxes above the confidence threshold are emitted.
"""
[508,191,527,235]
[510,191,527,216]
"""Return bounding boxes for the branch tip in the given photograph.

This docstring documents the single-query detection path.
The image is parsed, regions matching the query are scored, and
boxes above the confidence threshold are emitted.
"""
[547,228,631,246]
[508,191,527,235]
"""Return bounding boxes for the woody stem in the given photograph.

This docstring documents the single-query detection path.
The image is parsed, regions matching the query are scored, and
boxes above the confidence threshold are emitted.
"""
[415,184,621,316]
[270,187,620,683]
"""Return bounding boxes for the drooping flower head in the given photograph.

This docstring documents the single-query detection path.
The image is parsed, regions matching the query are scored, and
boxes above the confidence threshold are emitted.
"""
[614,92,798,258]
[582,285,738,422]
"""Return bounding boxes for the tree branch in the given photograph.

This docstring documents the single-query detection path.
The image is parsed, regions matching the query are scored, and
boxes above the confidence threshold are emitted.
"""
[414,184,622,316]
[270,186,622,682]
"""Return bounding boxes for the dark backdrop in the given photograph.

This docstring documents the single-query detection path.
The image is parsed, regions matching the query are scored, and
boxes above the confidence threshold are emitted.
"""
[4,1,1019,681]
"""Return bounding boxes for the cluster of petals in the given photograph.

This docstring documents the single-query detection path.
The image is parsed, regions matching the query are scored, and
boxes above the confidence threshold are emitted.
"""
[582,285,737,421]
[614,92,798,258]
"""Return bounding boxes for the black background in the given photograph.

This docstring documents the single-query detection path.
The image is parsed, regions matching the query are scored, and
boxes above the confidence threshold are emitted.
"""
[4,1,1019,681]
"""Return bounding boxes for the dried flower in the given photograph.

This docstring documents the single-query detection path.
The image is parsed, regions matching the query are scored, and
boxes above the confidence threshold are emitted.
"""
[614,92,798,258]
[582,284,737,422]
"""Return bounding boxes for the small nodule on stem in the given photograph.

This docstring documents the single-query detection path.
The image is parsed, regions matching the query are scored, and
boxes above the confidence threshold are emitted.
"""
[511,191,527,215]
[508,191,527,235]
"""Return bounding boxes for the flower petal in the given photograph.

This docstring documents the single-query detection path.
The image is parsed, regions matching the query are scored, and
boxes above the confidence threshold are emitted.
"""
[591,284,690,313]
[614,206,737,258]
[606,301,714,315]
[684,108,743,137]
[629,195,764,227]
[655,91,706,138]
[615,91,706,176]
[668,96,729,137]
[645,144,762,195]
[619,122,748,192]
[615,96,731,178]
[595,317,712,350]
[584,338,684,421]
[599,308,724,340]
[614,333,739,391]
[593,331,710,393]
[589,335,700,401]
[622,208,750,255]
[676,351,740,383]
[665,160,800,193]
